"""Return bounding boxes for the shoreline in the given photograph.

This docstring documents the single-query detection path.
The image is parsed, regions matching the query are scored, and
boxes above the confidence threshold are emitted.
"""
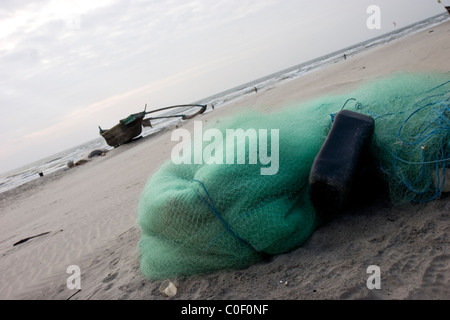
[0,20,449,300]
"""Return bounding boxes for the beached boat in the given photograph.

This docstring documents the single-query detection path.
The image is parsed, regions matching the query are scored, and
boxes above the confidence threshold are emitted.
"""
[99,104,207,147]
[438,0,450,14]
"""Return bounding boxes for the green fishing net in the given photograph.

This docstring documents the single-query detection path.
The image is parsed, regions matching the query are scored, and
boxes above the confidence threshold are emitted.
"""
[137,72,449,280]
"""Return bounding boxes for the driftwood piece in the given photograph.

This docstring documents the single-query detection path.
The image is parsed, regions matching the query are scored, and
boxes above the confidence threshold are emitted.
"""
[13,231,51,246]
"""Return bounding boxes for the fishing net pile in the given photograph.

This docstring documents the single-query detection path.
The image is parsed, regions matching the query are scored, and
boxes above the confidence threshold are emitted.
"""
[137,72,449,280]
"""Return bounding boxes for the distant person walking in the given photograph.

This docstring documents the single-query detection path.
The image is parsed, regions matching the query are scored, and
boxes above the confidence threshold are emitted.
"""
[343,54,347,60]
[254,87,258,93]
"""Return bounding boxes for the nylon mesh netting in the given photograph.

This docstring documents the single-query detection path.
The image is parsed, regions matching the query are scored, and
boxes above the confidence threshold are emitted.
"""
[137,72,449,280]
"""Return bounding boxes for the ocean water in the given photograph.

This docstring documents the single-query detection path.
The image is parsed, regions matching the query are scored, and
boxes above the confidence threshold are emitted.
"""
[1,12,448,195]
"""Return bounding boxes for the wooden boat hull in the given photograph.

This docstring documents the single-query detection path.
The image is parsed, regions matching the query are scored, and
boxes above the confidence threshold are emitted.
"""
[101,115,144,148]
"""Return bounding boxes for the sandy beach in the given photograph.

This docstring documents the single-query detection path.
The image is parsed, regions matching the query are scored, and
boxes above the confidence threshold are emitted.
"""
[1,19,449,301]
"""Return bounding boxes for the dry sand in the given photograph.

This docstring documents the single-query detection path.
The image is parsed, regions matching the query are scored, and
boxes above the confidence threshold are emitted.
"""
[1,20,449,301]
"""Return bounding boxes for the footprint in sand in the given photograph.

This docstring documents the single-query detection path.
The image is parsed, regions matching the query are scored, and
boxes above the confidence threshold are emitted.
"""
[407,254,450,299]
[102,272,118,283]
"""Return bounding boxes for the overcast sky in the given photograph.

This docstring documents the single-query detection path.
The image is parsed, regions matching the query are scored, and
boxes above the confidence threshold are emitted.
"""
[0,0,448,174]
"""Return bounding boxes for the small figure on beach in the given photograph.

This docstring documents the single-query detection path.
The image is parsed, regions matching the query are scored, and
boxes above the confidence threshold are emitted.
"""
[343,54,347,60]
[254,87,258,93]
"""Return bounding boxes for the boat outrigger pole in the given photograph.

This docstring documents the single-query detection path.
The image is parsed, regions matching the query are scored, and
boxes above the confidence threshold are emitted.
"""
[144,104,207,116]
[142,104,208,123]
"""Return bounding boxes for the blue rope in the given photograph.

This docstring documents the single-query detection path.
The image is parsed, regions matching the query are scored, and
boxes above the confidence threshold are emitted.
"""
[191,179,254,250]
[330,98,363,122]
[385,84,449,202]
